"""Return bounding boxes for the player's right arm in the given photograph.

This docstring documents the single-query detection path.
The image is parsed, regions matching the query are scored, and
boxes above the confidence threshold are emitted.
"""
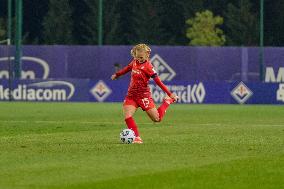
[111,62,133,80]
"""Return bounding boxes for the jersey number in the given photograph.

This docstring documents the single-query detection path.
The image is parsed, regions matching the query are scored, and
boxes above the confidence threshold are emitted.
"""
[142,98,150,108]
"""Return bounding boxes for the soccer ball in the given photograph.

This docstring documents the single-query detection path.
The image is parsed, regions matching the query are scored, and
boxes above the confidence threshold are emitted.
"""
[120,129,136,144]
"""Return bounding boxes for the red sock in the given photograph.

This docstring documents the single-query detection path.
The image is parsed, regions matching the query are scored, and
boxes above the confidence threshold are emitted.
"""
[125,117,139,137]
[157,101,170,121]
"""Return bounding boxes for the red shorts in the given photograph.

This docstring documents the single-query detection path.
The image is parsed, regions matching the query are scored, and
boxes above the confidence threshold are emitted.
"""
[123,96,156,111]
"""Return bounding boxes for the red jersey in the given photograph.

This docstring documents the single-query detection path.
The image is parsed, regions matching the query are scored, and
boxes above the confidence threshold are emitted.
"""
[116,59,156,98]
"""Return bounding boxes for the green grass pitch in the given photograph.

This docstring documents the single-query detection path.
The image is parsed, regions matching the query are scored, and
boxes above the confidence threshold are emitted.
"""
[0,102,283,189]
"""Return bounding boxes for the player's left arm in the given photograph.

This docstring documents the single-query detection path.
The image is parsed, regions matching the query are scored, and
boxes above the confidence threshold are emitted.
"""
[152,74,178,101]
[146,64,178,101]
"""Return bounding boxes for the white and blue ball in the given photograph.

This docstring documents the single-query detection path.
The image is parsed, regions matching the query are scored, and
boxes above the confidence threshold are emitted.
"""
[120,129,136,144]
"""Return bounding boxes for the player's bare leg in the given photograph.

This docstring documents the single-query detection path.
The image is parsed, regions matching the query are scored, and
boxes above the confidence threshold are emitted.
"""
[146,96,175,122]
[123,105,142,143]
[146,108,160,122]
[123,105,137,119]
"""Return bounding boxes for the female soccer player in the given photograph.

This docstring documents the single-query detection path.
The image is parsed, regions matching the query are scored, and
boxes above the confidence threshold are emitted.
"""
[111,44,178,144]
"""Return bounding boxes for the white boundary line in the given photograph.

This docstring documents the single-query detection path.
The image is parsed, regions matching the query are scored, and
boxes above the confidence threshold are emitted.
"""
[0,120,283,127]
[0,120,155,125]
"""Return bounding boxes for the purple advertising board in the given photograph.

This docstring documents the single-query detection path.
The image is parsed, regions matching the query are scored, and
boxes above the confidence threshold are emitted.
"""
[0,46,284,82]
[0,79,89,102]
[0,79,283,104]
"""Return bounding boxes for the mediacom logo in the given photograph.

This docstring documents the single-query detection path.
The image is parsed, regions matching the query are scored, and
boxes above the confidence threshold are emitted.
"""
[0,56,50,79]
[0,81,74,101]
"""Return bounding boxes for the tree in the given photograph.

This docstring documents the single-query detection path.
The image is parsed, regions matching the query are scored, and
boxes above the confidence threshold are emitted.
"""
[114,0,136,44]
[0,18,6,40]
[103,0,124,44]
[79,0,125,45]
[264,0,284,46]
[186,10,225,46]
[23,0,49,44]
[43,0,73,44]
[224,0,258,46]
[130,0,164,45]
[157,0,188,45]
[179,0,205,19]
[79,0,98,44]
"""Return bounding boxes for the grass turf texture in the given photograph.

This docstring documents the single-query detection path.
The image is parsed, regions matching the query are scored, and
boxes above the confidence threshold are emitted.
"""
[0,102,283,189]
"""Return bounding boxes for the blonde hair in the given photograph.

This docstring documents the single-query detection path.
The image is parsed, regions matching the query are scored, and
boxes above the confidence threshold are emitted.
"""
[130,43,151,58]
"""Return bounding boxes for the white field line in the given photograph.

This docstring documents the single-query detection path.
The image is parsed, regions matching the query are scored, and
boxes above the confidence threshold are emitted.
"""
[0,120,155,125]
[0,120,283,127]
